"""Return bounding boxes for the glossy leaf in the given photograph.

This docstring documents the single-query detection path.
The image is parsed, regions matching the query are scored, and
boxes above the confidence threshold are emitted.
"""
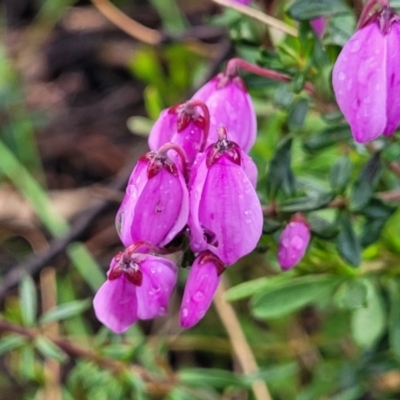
[19,275,37,327]
[279,192,334,213]
[336,211,361,267]
[287,0,350,20]
[330,155,352,193]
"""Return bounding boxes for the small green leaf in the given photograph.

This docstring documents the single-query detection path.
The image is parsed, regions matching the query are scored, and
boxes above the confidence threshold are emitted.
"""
[349,152,382,211]
[382,141,400,163]
[39,299,91,324]
[303,125,351,152]
[387,279,400,358]
[0,335,26,357]
[287,98,309,130]
[251,275,343,319]
[336,211,361,267]
[334,279,368,310]
[287,0,350,20]
[266,137,296,198]
[360,198,396,219]
[19,275,37,326]
[308,214,340,239]
[351,279,385,348]
[35,336,68,362]
[330,156,352,193]
[361,218,386,247]
[179,368,247,389]
[263,219,282,234]
[279,192,335,213]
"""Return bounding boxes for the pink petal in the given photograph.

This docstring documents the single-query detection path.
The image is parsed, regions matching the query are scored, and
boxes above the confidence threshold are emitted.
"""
[332,22,387,143]
[310,17,326,38]
[190,155,263,265]
[384,22,400,135]
[277,221,311,270]
[192,78,257,152]
[135,255,178,319]
[93,275,138,334]
[148,109,176,151]
[180,254,221,329]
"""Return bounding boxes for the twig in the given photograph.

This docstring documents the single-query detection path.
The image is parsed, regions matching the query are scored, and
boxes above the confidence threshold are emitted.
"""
[0,158,140,300]
[0,318,174,397]
[211,0,298,37]
[213,277,272,400]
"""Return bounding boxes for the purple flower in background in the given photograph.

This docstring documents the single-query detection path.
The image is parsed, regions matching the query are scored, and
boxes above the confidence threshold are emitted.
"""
[230,0,252,5]
[188,128,263,265]
[191,75,257,152]
[180,251,224,329]
[148,101,209,167]
[310,17,327,37]
[116,145,189,247]
[93,246,178,333]
[332,7,400,143]
[277,217,310,270]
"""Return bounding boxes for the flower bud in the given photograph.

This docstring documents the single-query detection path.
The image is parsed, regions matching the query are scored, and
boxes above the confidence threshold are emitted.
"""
[332,7,400,143]
[277,219,310,270]
[93,246,178,333]
[188,128,263,265]
[191,74,256,152]
[116,148,189,247]
[180,251,225,329]
[310,17,326,37]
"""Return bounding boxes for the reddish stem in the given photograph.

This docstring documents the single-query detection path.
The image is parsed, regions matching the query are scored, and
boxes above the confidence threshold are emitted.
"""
[225,58,315,94]
[157,142,189,178]
[187,99,210,151]
[357,0,389,29]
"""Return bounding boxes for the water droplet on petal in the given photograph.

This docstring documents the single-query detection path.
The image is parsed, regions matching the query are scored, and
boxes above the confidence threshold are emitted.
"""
[193,291,204,302]
[291,235,304,250]
[158,306,166,315]
[338,71,346,81]
[181,307,189,318]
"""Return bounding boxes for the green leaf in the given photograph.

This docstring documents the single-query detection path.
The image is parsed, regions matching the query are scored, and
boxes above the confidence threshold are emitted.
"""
[224,272,296,302]
[349,152,382,211]
[251,275,343,319]
[351,280,385,348]
[179,368,247,389]
[0,335,26,357]
[334,279,368,310]
[360,198,396,219]
[19,275,37,326]
[266,136,295,198]
[263,219,282,234]
[361,218,386,247]
[308,214,340,239]
[127,116,153,137]
[35,336,68,362]
[336,211,361,267]
[287,98,309,130]
[39,299,91,325]
[330,156,352,193]
[279,192,335,213]
[303,125,351,152]
[287,0,350,20]
[386,279,400,358]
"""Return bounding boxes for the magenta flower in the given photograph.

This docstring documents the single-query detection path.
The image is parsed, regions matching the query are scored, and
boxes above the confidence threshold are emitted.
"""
[310,17,327,37]
[116,145,189,247]
[188,128,263,265]
[277,218,310,270]
[332,7,400,143]
[230,0,252,4]
[180,251,224,329]
[148,101,209,167]
[93,246,178,333]
[191,75,256,152]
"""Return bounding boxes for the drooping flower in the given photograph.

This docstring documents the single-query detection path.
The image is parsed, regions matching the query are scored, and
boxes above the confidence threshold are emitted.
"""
[277,217,311,270]
[310,17,327,37]
[188,128,263,265]
[93,246,178,333]
[148,101,209,167]
[332,6,400,143]
[191,74,256,152]
[180,251,224,329]
[116,144,189,247]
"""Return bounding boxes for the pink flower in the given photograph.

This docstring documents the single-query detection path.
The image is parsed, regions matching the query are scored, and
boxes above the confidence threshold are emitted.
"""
[332,7,400,143]
[277,218,310,270]
[93,246,178,333]
[180,251,224,329]
[230,0,252,4]
[116,146,189,247]
[148,101,209,167]
[188,128,263,265]
[310,17,326,37]
[191,75,257,152]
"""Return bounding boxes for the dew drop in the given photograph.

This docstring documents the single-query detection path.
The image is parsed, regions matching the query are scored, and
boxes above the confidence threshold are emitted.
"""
[349,39,361,53]
[291,235,304,250]
[193,291,204,302]
[338,71,346,81]
[158,306,166,315]
[181,307,189,318]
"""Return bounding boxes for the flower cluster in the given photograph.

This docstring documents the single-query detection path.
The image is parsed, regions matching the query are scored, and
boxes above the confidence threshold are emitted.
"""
[93,66,263,333]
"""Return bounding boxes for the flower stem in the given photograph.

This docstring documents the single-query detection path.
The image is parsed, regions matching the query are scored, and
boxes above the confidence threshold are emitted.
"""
[357,0,389,29]
[225,58,315,94]
[157,142,189,177]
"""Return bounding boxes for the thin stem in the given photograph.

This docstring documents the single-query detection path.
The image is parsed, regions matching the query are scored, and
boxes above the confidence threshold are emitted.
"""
[226,58,315,94]
[213,278,273,400]
[211,0,298,37]
[157,142,189,176]
[187,100,211,151]
[91,0,161,45]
